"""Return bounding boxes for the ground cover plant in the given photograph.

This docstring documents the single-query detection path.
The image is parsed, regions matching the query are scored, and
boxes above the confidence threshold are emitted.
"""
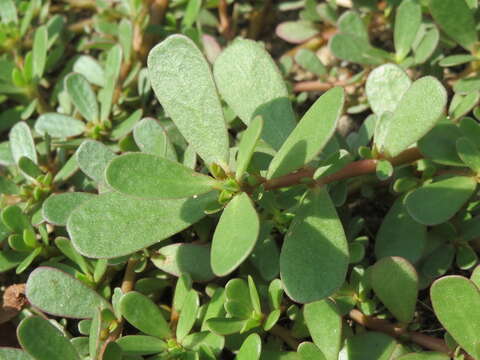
[1,0,480,359]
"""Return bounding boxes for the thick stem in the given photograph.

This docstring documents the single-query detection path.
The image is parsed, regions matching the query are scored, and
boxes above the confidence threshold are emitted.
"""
[121,258,139,294]
[218,0,232,39]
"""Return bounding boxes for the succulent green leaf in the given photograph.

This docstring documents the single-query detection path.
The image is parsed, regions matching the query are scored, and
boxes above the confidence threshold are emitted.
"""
[99,45,122,122]
[0,176,18,195]
[106,153,219,199]
[147,34,229,167]
[151,243,214,282]
[65,73,98,123]
[449,92,480,121]
[211,193,259,276]
[0,0,18,24]
[35,113,85,138]
[26,267,110,318]
[294,49,326,77]
[396,353,450,360]
[418,120,464,166]
[42,192,94,226]
[181,331,224,355]
[430,0,477,51]
[405,176,476,225]
[267,87,345,179]
[206,317,246,335]
[375,196,426,264]
[2,205,30,233]
[366,64,411,116]
[0,348,33,360]
[377,76,447,157]
[177,289,199,341]
[214,38,296,150]
[32,26,47,79]
[67,191,215,258]
[297,342,327,360]
[9,122,37,165]
[236,333,261,360]
[72,55,105,87]
[329,33,383,65]
[394,0,421,62]
[303,299,342,360]
[75,140,116,184]
[280,188,349,303]
[119,291,172,339]
[18,317,80,360]
[431,276,480,358]
[110,109,142,141]
[342,332,398,360]
[275,21,319,44]
[371,257,418,323]
[116,335,166,356]
[456,137,480,173]
[439,54,478,67]
[133,117,177,161]
[412,25,440,65]
[236,116,263,181]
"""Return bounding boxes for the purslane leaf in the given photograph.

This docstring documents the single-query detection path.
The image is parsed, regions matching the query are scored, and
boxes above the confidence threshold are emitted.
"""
[211,192,259,276]
[236,333,261,360]
[280,188,349,303]
[133,117,177,161]
[67,191,215,258]
[32,25,47,80]
[394,0,421,62]
[65,73,99,123]
[0,348,33,360]
[147,34,229,168]
[214,38,296,150]
[35,113,85,138]
[235,116,263,182]
[9,122,37,165]
[42,192,95,226]
[106,153,220,199]
[267,87,345,179]
[75,140,116,184]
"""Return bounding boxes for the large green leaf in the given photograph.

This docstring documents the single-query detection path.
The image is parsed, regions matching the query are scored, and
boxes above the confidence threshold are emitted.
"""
[9,122,37,165]
[396,353,449,360]
[26,267,110,318]
[267,87,344,179]
[341,332,398,360]
[236,333,261,360]
[18,317,80,360]
[431,276,480,359]
[430,0,477,51]
[147,35,229,168]
[365,64,411,116]
[119,291,172,339]
[211,192,259,276]
[376,76,447,157]
[213,38,296,150]
[394,0,421,61]
[35,113,85,138]
[280,188,349,303]
[0,348,33,360]
[42,192,94,226]
[115,335,166,356]
[65,73,98,123]
[405,176,476,225]
[67,191,215,258]
[371,257,418,323]
[303,299,342,360]
[106,153,219,199]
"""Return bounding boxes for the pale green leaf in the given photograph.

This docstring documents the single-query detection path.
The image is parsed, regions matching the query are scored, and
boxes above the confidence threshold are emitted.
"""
[32,26,47,79]
[275,21,319,44]
[133,117,177,161]
[75,140,116,184]
[394,0,421,61]
[177,289,199,341]
[100,45,122,122]
[65,73,98,123]
[236,333,261,360]
[9,122,37,164]
[236,116,263,181]
[42,192,94,226]
[35,113,85,138]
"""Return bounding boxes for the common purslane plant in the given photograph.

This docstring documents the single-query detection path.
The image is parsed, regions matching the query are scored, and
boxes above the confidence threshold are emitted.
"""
[2,0,480,359]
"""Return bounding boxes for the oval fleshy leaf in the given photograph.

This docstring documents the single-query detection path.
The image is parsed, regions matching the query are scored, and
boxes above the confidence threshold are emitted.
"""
[366,64,411,116]
[211,192,259,276]
[303,299,342,360]
[65,73,98,123]
[133,117,177,161]
[35,113,85,138]
[67,191,215,258]
[405,176,476,225]
[214,38,296,150]
[280,188,349,303]
[371,257,418,323]
[176,289,199,341]
[42,192,95,226]
[430,0,477,51]
[431,276,480,359]
[342,332,398,360]
[0,348,33,360]
[26,267,110,318]
[115,335,166,356]
[267,87,345,179]
[147,34,229,168]
[75,140,116,184]
[119,291,172,339]
[18,317,80,360]
[236,333,261,360]
[106,153,219,199]
[394,0,421,62]
[377,76,447,157]
[9,122,37,165]
[151,243,215,282]
[275,21,319,44]
[397,353,450,360]
[297,342,327,360]
[235,116,263,182]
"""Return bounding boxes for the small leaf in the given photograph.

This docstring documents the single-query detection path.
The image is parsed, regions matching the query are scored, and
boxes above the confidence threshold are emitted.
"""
[35,113,85,138]
[32,26,47,79]
[119,291,172,339]
[412,25,440,65]
[294,49,326,77]
[18,317,80,360]
[267,87,344,179]
[396,352,450,360]
[297,342,327,360]
[457,137,480,173]
[303,299,342,360]
[365,64,411,116]
[72,55,105,87]
[430,0,477,51]
[75,140,116,184]
[280,188,349,303]
[65,73,99,123]
[343,332,398,360]
[26,267,110,318]
[106,153,219,199]
[116,335,166,356]
[236,116,263,181]
[110,109,142,140]
[439,54,478,67]
[377,76,447,157]
[449,92,480,121]
[9,122,37,165]
[177,289,199,341]
[99,45,122,122]
[371,257,418,323]
[147,34,229,167]
[206,317,246,335]
[329,33,383,65]
[42,192,94,226]
[68,191,215,258]
[376,160,393,180]
[431,276,480,359]
[0,348,33,360]
[151,243,214,282]
[211,193,259,276]
[275,21,319,44]
[2,205,30,233]
[214,38,296,150]
[418,120,464,166]
[394,0,421,62]
[236,333,261,360]
[405,176,476,225]
[133,117,177,161]
[263,309,281,331]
